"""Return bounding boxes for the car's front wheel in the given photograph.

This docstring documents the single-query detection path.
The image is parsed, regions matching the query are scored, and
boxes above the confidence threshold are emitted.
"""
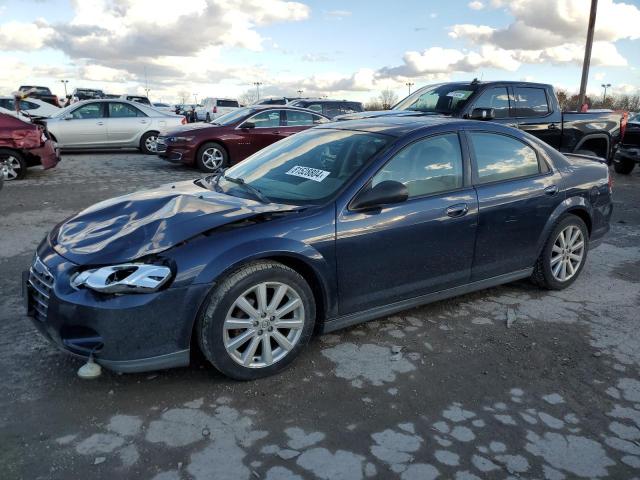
[197,261,316,380]
[531,215,589,290]
[0,148,27,180]
[196,142,228,173]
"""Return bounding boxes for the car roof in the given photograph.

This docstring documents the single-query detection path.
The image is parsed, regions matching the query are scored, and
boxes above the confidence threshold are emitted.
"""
[315,115,513,137]
[293,98,361,103]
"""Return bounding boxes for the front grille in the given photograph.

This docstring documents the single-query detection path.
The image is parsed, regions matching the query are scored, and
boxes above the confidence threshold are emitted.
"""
[28,257,54,322]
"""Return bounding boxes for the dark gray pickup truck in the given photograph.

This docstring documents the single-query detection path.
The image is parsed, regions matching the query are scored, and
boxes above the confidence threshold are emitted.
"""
[340,81,626,162]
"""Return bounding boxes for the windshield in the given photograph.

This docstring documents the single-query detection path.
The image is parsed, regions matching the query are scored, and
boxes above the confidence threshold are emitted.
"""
[215,128,392,205]
[210,107,254,125]
[394,83,477,114]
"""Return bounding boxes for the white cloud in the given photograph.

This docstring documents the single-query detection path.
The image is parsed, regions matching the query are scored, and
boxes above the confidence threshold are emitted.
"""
[0,20,54,50]
[450,0,640,67]
[468,1,485,10]
[325,10,352,18]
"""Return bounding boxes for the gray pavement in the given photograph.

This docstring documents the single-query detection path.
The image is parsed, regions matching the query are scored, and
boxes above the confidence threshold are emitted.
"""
[1,152,639,480]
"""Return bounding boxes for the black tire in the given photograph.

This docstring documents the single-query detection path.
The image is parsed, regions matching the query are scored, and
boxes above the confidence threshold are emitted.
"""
[613,157,635,174]
[0,148,27,180]
[531,215,589,290]
[196,142,229,173]
[139,131,160,155]
[197,261,316,380]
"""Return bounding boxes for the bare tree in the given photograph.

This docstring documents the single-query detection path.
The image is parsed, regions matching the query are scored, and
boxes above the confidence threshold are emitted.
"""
[238,89,258,106]
[177,90,190,105]
[365,98,383,111]
[379,88,399,110]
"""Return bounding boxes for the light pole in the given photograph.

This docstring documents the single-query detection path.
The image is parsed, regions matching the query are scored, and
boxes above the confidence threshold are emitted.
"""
[144,88,151,99]
[406,82,414,95]
[601,83,611,103]
[60,80,69,97]
[193,93,198,104]
[254,82,263,101]
[577,0,598,109]
[297,89,303,96]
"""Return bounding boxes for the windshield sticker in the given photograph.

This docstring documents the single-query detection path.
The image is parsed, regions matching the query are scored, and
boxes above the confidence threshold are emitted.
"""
[446,91,470,99]
[286,166,331,182]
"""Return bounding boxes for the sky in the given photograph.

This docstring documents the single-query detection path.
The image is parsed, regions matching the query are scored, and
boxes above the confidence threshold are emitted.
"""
[0,0,639,104]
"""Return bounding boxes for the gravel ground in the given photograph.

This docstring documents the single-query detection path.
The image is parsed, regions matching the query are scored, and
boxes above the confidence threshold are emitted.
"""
[1,152,639,480]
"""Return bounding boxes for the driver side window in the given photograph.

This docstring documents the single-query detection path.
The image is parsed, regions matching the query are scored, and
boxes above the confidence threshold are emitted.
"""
[372,134,463,198]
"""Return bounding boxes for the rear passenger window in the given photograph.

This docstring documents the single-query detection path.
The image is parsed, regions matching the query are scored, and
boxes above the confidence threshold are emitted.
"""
[473,87,511,119]
[513,88,549,117]
[469,132,540,184]
[218,100,239,107]
[372,133,463,198]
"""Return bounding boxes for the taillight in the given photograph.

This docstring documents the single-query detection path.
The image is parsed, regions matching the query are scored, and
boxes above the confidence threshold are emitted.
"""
[213,106,217,113]
[181,117,186,125]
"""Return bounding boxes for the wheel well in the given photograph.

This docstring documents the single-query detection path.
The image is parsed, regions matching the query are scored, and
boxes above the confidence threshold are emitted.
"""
[566,208,592,236]
[577,137,609,159]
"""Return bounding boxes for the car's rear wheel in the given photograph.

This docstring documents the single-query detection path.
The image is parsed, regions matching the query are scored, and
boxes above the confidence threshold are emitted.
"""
[196,142,228,173]
[531,215,589,290]
[0,149,27,180]
[197,261,315,380]
[613,157,635,174]
[140,131,159,155]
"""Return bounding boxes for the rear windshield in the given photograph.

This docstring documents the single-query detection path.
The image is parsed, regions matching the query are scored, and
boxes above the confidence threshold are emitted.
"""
[217,100,239,107]
[394,83,477,115]
[20,86,51,94]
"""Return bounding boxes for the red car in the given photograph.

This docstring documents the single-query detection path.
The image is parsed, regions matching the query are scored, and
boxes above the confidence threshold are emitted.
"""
[0,113,59,180]
[157,106,330,172]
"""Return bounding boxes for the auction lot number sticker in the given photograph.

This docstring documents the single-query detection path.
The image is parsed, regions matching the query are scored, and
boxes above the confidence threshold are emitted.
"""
[286,166,331,182]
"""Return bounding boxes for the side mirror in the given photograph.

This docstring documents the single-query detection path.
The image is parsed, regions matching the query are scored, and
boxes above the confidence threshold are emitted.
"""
[64,114,73,120]
[242,121,255,129]
[469,107,495,120]
[351,180,409,211]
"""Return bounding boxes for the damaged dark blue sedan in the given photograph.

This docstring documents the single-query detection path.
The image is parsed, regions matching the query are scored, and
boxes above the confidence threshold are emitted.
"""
[25,117,612,380]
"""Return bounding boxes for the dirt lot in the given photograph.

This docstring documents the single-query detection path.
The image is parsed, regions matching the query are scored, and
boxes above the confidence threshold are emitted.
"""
[1,152,639,480]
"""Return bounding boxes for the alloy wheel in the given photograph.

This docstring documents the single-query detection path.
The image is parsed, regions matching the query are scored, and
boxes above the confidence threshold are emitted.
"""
[202,148,224,170]
[145,135,158,153]
[0,155,21,180]
[550,225,584,282]
[223,281,305,368]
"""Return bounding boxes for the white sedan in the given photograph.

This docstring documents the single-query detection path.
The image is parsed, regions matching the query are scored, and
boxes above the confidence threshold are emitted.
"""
[44,99,186,154]
[0,96,61,118]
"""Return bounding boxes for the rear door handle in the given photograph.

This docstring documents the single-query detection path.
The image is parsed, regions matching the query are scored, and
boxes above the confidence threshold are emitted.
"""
[272,130,281,134]
[544,185,558,196]
[446,203,469,218]
[548,123,558,130]
[140,120,148,124]
[96,121,104,126]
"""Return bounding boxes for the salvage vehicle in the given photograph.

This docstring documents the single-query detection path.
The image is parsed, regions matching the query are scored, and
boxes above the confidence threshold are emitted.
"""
[157,106,330,172]
[338,81,626,161]
[25,117,612,379]
[44,99,186,154]
[612,113,640,174]
[0,112,59,180]
[0,96,61,118]
[288,98,364,119]
[120,94,151,105]
[18,85,60,107]
[71,88,105,103]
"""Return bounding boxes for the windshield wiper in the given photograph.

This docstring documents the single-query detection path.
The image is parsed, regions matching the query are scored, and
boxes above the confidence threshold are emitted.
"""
[224,175,271,204]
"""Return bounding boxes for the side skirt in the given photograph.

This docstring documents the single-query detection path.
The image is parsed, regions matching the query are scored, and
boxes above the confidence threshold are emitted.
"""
[322,268,533,333]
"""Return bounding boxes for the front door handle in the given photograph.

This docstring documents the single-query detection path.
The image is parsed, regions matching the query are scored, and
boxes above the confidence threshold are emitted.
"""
[548,123,558,130]
[140,120,148,124]
[446,203,469,218]
[96,121,104,125]
[272,130,280,134]
[544,185,559,196]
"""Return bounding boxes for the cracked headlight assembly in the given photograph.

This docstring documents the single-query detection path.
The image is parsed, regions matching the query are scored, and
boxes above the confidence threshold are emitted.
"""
[71,264,172,294]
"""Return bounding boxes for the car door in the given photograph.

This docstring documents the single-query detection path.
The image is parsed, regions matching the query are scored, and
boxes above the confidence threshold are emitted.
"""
[53,102,107,148]
[281,110,328,136]
[106,102,149,146]
[512,86,563,149]
[466,130,564,281]
[336,132,478,315]
[235,109,285,159]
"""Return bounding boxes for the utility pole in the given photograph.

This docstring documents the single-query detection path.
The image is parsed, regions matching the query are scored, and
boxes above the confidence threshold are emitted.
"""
[406,82,414,95]
[297,89,303,96]
[60,80,69,97]
[577,0,598,110]
[601,83,611,103]
[254,82,263,100]
[193,93,198,104]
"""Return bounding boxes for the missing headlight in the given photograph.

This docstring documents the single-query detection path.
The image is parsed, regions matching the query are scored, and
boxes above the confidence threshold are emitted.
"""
[71,264,172,294]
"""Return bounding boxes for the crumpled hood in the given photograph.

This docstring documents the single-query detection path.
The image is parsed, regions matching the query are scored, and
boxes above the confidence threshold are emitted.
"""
[52,180,296,265]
